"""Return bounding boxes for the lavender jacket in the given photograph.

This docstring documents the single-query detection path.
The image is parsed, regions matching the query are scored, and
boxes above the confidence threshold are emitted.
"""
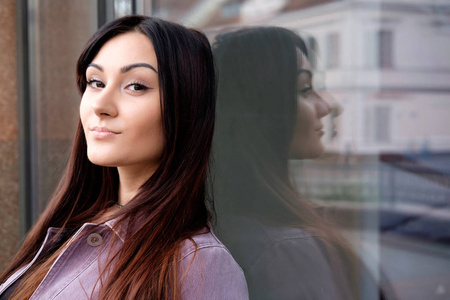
[0,220,249,299]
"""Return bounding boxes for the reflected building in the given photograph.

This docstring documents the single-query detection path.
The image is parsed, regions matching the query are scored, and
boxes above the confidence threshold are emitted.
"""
[261,0,450,156]
[159,0,450,152]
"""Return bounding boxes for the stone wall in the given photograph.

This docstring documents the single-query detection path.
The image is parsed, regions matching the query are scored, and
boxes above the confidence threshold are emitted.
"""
[0,0,93,271]
[0,0,20,271]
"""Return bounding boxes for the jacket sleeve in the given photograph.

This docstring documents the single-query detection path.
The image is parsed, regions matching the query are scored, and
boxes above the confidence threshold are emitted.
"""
[180,244,249,300]
[245,237,352,300]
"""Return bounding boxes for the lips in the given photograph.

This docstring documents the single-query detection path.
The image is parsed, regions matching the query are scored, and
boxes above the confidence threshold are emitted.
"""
[90,126,120,139]
[316,127,324,136]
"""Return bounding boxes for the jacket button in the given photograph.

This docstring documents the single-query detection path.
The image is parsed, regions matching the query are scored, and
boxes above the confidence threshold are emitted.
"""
[87,233,103,246]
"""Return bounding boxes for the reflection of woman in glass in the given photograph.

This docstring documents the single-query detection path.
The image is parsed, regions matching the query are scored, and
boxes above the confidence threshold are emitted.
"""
[0,16,248,299]
[213,27,376,300]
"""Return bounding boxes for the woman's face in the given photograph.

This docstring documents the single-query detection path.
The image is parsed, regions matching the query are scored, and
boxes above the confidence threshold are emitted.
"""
[290,54,331,159]
[80,32,164,174]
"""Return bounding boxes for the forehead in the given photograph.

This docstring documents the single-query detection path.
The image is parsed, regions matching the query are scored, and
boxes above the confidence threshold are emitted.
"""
[296,50,312,71]
[91,32,158,69]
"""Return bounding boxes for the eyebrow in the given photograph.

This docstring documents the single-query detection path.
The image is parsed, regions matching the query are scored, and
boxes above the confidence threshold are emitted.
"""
[297,69,313,78]
[87,63,158,74]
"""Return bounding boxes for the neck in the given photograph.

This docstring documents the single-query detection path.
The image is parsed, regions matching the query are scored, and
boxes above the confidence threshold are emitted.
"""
[117,164,158,206]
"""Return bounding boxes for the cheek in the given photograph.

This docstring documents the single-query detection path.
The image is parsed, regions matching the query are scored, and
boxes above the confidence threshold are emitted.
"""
[79,95,90,126]
[132,105,164,150]
[296,100,316,123]
[294,102,314,137]
[138,117,162,139]
[289,99,324,159]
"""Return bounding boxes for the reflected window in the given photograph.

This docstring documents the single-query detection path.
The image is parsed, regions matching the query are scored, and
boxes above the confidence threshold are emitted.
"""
[366,29,394,69]
[379,30,393,69]
[374,105,392,143]
[326,32,340,69]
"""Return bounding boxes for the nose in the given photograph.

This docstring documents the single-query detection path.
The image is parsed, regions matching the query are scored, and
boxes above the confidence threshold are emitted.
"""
[91,86,118,118]
[318,91,343,118]
[313,92,331,118]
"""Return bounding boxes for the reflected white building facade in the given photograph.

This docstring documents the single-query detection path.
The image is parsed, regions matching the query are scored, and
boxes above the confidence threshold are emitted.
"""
[257,0,450,155]
[178,0,450,155]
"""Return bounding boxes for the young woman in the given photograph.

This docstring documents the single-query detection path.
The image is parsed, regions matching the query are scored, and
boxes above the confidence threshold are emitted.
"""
[212,27,387,299]
[0,16,248,299]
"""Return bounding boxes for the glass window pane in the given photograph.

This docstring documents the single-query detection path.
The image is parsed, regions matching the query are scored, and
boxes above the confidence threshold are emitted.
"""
[153,1,450,299]
[29,0,97,218]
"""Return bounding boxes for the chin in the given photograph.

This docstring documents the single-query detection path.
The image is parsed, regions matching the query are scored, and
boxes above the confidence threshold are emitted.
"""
[308,151,324,159]
[307,145,325,159]
[291,145,325,160]
[87,153,118,167]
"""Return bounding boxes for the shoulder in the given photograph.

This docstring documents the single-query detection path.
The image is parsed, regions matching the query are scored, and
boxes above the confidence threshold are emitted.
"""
[249,221,334,277]
[250,224,332,272]
[179,228,249,300]
[231,218,331,270]
[180,229,245,274]
[217,215,319,246]
[216,216,325,269]
[218,218,346,299]
[180,227,233,258]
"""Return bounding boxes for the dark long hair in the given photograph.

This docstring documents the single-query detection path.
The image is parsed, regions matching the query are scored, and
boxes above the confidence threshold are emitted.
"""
[213,27,316,223]
[212,27,360,299]
[1,15,216,299]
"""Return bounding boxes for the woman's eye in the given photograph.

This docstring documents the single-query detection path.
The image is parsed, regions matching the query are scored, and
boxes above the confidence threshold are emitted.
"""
[87,79,105,89]
[298,84,312,96]
[127,83,149,92]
